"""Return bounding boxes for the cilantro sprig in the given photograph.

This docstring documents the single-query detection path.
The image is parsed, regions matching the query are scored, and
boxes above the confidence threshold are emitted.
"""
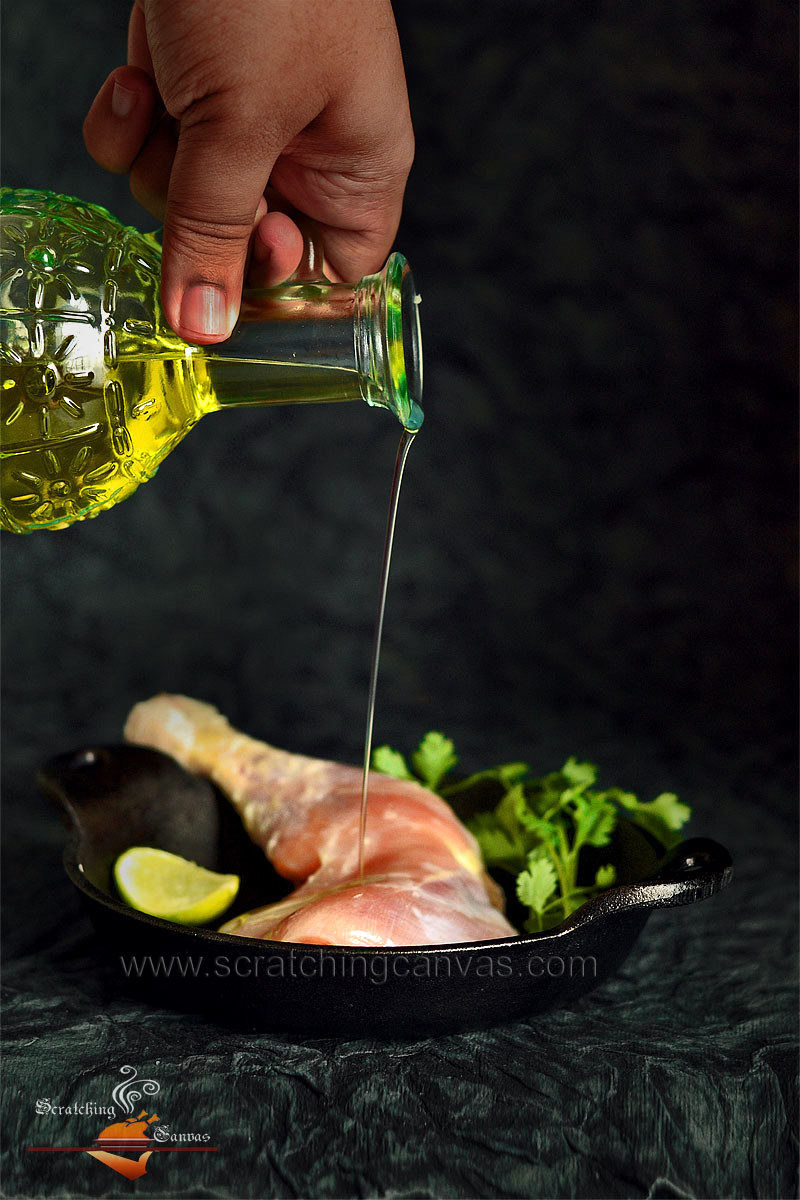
[372,736,690,933]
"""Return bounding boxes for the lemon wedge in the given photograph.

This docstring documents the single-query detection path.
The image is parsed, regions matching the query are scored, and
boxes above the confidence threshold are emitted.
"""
[113,847,240,925]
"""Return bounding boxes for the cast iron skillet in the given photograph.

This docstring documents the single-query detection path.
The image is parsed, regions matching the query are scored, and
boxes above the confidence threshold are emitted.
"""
[39,744,732,1038]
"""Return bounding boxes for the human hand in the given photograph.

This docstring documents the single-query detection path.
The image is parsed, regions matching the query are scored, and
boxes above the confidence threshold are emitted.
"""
[83,0,414,343]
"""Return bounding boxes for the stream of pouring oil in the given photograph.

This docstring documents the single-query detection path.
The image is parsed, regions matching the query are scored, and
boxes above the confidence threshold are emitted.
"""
[358,429,417,879]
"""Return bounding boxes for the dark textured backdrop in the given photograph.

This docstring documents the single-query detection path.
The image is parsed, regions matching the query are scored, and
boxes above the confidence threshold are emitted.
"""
[1,1,797,1197]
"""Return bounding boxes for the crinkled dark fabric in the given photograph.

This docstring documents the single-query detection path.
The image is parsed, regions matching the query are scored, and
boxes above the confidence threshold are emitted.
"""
[1,1,796,1197]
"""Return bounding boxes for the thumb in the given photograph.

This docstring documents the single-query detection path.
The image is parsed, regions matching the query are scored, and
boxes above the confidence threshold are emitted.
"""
[159,107,271,344]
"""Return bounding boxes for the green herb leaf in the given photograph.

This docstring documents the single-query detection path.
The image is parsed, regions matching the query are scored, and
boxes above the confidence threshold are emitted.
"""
[516,856,558,914]
[371,745,414,781]
[469,813,527,871]
[638,792,691,830]
[517,810,562,848]
[497,762,530,787]
[561,758,598,789]
[614,791,691,847]
[411,731,458,791]
[595,864,616,887]
[496,784,529,832]
[573,795,617,848]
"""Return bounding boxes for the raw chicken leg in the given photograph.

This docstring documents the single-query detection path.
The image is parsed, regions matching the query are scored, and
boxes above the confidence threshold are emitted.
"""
[125,695,516,947]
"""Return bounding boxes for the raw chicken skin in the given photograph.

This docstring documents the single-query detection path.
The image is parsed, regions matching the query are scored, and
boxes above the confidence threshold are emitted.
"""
[124,695,516,947]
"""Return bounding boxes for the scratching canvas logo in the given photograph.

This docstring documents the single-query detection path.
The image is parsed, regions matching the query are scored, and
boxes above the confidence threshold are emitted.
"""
[30,1065,216,1180]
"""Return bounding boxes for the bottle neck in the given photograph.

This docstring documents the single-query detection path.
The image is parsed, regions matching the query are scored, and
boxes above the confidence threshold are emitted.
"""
[354,253,423,431]
[196,254,423,431]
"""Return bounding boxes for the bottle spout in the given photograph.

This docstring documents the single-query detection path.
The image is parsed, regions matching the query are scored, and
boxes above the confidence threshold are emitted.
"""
[355,253,424,431]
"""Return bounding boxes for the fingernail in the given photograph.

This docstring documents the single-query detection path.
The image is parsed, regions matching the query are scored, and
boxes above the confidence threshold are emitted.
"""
[180,284,229,339]
[254,197,267,224]
[111,81,137,119]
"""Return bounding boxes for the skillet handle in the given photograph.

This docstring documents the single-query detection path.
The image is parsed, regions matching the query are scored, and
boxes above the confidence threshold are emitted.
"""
[564,837,733,930]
